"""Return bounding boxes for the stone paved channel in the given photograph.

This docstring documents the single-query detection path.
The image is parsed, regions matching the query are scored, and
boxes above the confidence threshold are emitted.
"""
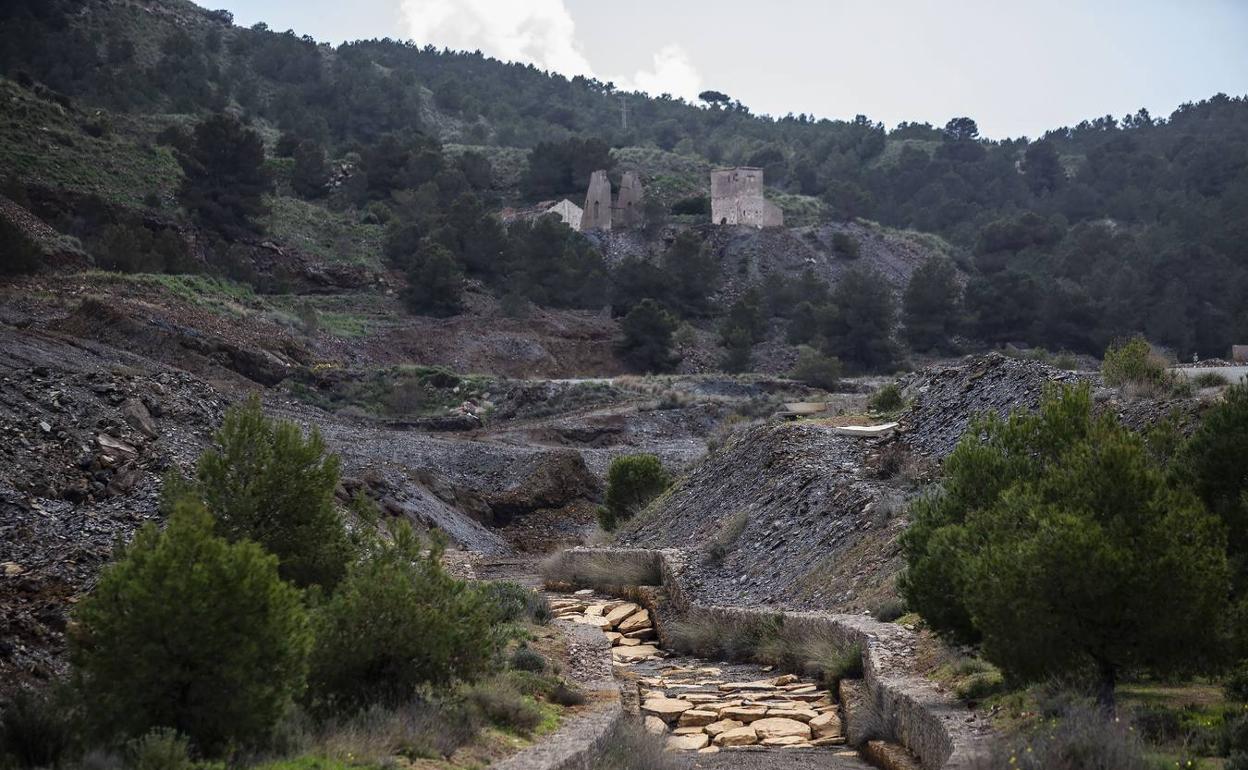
[549,590,873,769]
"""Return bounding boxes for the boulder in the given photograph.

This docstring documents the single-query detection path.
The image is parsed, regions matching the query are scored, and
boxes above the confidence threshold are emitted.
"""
[673,726,706,735]
[698,745,720,754]
[617,636,642,647]
[713,726,758,747]
[751,717,812,741]
[623,628,656,640]
[120,398,158,439]
[666,733,709,751]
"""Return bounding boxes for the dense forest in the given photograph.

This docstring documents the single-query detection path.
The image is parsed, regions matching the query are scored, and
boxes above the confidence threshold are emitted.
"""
[2,0,1247,361]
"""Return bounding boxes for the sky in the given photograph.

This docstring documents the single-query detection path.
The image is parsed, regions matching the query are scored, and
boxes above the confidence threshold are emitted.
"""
[213,0,1248,139]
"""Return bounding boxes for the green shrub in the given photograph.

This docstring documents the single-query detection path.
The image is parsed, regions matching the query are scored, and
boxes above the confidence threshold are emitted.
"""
[307,524,502,711]
[549,681,585,707]
[0,215,42,275]
[71,500,311,753]
[954,671,1005,702]
[1227,661,1248,702]
[1194,371,1232,388]
[595,721,677,770]
[832,231,860,259]
[480,581,550,625]
[901,385,1229,711]
[1101,335,1167,387]
[508,645,547,673]
[869,383,903,412]
[463,679,543,735]
[973,703,1152,770]
[872,599,907,623]
[127,728,224,770]
[0,685,78,768]
[791,346,841,390]
[193,395,351,591]
[600,454,669,531]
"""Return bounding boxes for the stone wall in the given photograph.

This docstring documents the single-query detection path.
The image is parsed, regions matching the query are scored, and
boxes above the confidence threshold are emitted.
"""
[547,547,989,770]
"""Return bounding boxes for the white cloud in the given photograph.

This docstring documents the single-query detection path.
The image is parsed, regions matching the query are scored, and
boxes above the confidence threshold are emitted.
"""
[615,44,704,102]
[398,1,703,103]
[399,0,594,77]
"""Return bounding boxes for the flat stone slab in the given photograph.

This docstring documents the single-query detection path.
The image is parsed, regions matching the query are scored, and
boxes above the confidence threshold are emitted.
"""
[642,697,694,721]
[667,733,709,751]
[831,422,899,438]
[714,726,759,746]
[752,717,812,741]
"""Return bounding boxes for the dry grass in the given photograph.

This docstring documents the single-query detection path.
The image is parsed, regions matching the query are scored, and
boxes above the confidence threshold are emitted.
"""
[538,551,663,590]
[595,719,679,770]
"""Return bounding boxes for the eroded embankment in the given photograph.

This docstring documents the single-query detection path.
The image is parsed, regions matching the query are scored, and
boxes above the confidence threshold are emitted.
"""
[543,548,991,770]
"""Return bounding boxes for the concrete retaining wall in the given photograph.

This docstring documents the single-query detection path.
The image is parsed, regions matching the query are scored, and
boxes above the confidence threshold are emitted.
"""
[547,547,989,770]
[494,620,625,770]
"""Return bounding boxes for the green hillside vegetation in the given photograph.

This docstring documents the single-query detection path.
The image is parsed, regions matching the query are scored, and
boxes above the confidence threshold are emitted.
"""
[1,0,1246,365]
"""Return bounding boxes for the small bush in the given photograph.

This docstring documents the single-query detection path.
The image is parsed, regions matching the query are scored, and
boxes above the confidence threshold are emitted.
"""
[954,671,1005,702]
[971,703,1152,770]
[874,442,910,480]
[791,346,841,390]
[128,728,224,770]
[1194,371,1232,388]
[832,231,860,259]
[596,720,678,770]
[1227,662,1248,702]
[872,598,907,623]
[704,511,749,565]
[0,686,78,768]
[481,581,551,625]
[464,679,544,735]
[869,383,904,412]
[600,455,670,531]
[1102,336,1168,388]
[317,696,481,762]
[509,645,548,673]
[549,681,585,707]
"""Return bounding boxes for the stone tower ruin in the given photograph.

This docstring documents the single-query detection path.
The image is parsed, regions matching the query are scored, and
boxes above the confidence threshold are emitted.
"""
[581,170,613,231]
[579,170,646,232]
[710,167,783,228]
[614,171,644,228]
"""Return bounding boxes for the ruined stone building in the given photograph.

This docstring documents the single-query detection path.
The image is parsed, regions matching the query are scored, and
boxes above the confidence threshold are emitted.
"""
[615,171,644,228]
[711,167,783,227]
[578,170,646,232]
[500,198,583,230]
[581,170,614,231]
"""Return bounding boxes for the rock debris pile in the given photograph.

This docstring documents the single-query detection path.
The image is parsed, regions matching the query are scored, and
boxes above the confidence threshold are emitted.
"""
[898,352,1085,458]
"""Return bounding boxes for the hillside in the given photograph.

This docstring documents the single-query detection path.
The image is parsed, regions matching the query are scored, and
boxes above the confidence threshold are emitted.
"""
[2,0,1246,364]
